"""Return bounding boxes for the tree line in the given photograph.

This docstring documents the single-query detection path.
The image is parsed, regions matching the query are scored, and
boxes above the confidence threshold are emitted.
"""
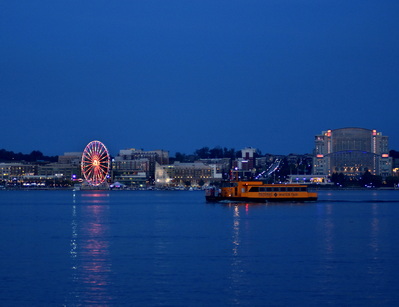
[0,149,58,163]
[331,171,399,188]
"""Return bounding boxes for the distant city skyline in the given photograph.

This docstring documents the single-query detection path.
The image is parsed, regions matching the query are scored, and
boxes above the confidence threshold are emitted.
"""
[1,1,398,156]
[1,125,398,159]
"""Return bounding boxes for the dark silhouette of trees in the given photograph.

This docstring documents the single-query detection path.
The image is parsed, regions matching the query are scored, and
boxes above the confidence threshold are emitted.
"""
[359,171,382,187]
[195,147,211,159]
[385,176,399,187]
[209,147,223,158]
[330,171,383,188]
[331,172,346,186]
[175,152,187,162]
[0,149,57,162]
[194,146,238,159]
[29,151,44,161]
[360,170,373,187]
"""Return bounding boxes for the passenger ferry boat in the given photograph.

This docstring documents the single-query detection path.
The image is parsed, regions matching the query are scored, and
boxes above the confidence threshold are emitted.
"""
[205,181,318,202]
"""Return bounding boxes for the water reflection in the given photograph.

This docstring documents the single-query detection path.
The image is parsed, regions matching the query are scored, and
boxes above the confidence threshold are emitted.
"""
[316,202,337,292]
[368,203,381,282]
[228,204,250,304]
[232,206,240,256]
[315,197,387,300]
[370,203,380,253]
[153,203,173,291]
[80,192,111,203]
[318,203,335,255]
[68,192,113,306]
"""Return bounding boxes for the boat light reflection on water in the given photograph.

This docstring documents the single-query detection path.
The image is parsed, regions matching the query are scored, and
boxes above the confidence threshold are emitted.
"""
[79,192,111,203]
[227,204,251,305]
[231,205,243,304]
[68,191,113,306]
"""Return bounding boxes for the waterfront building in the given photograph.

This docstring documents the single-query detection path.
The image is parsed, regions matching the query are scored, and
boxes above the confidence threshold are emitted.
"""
[392,153,399,177]
[112,171,147,188]
[240,147,256,170]
[313,128,392,178]
[197,158,231,179]
[155,161,216,187]
[113,148,169,184]
[0,163,37,180]
[117,148,169,164]
[58,152,82,165]
[112,158,149,187]
[38,163,80,180]
[230,147,258,180]
[1,157,81,186]
[286,175,332,185]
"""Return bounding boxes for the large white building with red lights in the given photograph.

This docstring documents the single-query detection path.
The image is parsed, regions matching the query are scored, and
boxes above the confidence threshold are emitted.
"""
[313,128,392,178]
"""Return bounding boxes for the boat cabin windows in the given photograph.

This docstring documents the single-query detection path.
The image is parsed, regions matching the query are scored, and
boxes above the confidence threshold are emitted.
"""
[248,186,308,192]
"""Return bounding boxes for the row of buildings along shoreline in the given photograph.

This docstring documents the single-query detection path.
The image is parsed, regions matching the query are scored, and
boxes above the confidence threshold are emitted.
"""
[1,127,399,189]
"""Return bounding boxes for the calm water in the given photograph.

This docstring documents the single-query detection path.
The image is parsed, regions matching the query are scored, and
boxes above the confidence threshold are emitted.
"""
[1,190,399,306]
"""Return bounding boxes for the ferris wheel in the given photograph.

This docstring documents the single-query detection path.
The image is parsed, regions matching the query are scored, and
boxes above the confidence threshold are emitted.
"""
[81,140,110,186]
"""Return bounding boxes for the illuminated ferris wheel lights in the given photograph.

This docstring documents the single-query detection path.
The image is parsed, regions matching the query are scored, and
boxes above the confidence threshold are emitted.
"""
[81,140,110,186]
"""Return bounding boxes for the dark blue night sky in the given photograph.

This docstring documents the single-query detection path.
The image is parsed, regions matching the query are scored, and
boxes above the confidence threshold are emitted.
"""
[1,1,398,156]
